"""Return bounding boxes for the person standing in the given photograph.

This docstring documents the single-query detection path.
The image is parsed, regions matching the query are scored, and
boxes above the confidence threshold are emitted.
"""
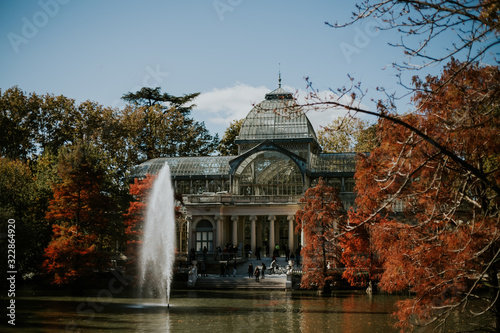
[261,262,266,279]
[295,247,301,266]
[256,246,261,260]
[220,262,226,277]
[254,267,260,282]
[285,246,290,261]
[248,263,254,278]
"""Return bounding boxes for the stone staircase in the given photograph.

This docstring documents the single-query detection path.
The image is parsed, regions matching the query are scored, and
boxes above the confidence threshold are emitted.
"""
[192,275,286,290]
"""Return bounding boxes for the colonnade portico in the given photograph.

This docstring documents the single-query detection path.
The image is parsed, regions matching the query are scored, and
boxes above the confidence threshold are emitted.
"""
[187,211,301,257]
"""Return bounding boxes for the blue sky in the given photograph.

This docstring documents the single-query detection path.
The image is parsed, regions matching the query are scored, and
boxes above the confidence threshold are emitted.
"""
[0,0,451,136]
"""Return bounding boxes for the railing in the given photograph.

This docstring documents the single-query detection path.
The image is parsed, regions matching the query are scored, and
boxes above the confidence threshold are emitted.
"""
[184,194,303,204]
[184,193,356,207]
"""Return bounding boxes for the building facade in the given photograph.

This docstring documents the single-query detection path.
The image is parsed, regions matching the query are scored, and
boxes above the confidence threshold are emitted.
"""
[132,86,357,257]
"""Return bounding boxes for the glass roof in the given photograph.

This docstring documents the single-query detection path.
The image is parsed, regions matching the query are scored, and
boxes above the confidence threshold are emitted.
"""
[309,153,357,173]
[236,87,318,142]
[130,156,234,178]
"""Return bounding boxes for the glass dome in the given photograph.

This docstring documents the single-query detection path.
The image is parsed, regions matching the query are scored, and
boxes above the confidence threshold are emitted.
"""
[236,87,318,142]
[233,150,304,195]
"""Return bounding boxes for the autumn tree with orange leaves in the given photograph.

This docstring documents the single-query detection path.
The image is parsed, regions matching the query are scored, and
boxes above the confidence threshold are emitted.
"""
[295,179,346,292]
[123,174,155,275]
[43,143,118,285]
[286,1,499,330]
[348,61,500,331]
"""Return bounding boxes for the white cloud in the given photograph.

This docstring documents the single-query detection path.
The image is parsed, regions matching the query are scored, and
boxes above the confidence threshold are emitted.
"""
[193,83,269,125]
[193,83,376,137]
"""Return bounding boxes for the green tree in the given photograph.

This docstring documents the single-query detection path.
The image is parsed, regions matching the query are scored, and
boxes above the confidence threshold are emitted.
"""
[35,93,79,156]
[317,117,375,153]
[217,119,243,156]
[122,86,200,114]
[0,157,54,278]
[121,87,218,160]
[0,86,40,160]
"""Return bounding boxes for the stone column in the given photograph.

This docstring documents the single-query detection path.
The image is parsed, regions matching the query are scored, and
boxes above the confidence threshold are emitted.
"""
[215,215,222,248]
[186,215,193,251]
[250,215,257,256]
[268,215,275,254]
[231,215,238,245]
[287,215,295,252]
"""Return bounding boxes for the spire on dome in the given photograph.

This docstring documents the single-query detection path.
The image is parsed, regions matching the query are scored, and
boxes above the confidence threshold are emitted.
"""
[278,63,282,88]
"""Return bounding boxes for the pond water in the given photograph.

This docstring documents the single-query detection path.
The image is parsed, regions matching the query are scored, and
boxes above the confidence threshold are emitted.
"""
[3,288,485,332]
[5,288,406,333]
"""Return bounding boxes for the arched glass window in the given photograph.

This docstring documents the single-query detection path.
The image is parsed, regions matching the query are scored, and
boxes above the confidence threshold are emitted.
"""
[234,151,303,196]
[193,180,206,194]
[177,180,190,194]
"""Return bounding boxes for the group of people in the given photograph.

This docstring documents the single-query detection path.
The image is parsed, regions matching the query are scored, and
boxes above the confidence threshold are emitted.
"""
[247,262,266,282]
[245,243,301,263]
[219,261,237,277]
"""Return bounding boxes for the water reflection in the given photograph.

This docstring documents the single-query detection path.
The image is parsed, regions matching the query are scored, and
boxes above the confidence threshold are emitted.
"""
[6,290,405,332]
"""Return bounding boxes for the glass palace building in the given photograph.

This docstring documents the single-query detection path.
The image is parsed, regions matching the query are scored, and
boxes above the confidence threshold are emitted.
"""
[132,86,357,257]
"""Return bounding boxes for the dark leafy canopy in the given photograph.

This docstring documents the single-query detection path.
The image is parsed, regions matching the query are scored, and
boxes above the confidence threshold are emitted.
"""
[217,119,243,156]
[122,86,200,114]
[0,157,52,277]
[121,87,218,160]
[0,87,40,160]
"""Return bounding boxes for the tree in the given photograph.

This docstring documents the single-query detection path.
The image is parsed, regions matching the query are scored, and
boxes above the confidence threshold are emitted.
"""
[0,86,40,160]
[122,86,200,114]
[349,62,500,331]
[317,117,376,153]
[329,1,499,72]
[0,157,53,278]
[121,87,218,160]
[288,2,499,329]
[217,119,243,156]
[295,179,346,292]
[123,174,155,275]
[339,214,381,291]
[43,142,119,284]
[42,224,99,286]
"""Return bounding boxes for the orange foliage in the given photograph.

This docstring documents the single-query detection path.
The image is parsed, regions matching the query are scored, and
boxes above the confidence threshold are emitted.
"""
[123,174,155,272]
[43,144,114,284]
[42,224,99,285]
[295,179,345,291]
[347,60,500,330]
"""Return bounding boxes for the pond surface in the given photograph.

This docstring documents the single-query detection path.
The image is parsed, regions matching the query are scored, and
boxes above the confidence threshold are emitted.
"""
[3,288,484,332]
[5,288,405,333]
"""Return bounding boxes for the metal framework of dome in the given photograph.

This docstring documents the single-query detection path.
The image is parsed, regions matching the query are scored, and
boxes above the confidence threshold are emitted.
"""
[131,156,233,179]
[236,87,318,142]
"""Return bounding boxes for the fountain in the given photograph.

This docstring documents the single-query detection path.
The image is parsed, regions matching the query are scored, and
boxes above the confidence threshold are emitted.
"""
[139,163,176,306]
